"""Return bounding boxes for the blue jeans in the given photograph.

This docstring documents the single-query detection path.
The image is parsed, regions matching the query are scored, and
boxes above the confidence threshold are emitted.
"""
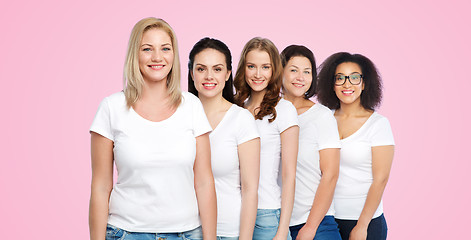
[289,216,341,240]
[335,214,387,240]
[253,209,292,240]
[106,224,203,240]
[217,236,239,240]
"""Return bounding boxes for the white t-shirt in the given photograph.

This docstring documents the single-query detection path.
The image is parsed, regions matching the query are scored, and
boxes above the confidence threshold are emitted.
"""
[256,98,299,209]
[89,91,212,233]
[210,104,259,237]
[333,112,395,220]
[290,104,341,226]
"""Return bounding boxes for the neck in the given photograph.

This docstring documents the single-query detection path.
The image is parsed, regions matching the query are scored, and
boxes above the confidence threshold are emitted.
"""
[247,89,266,108]
[199,94,230,114]
[140,79,169,104]
[283,93,307,109]
[337,101,369,117]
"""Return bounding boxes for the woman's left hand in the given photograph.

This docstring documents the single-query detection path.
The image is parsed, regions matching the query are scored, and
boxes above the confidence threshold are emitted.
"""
[295,225,317,240]
[349,225,367,240]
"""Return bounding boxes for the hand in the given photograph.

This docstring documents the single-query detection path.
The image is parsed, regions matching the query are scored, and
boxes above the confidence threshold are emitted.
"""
[349,225,367,240]
[273,232,289,240]
[295,225,317,240]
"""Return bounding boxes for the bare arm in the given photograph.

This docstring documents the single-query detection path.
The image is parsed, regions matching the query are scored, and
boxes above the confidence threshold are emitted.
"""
[349,145,394,240]
[238,138,261,240]
[296,148,340,240]
[194,133,217,240]
[274,126,299,240]
[89,132,114,240]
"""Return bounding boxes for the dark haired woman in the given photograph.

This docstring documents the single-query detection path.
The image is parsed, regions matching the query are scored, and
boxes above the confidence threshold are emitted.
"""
[188,37,260,240]
[280,45,342,240]
[234,37,299,240]
[317,52,395,240]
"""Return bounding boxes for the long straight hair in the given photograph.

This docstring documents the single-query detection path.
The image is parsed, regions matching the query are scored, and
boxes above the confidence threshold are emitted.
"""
[123,17,182,108]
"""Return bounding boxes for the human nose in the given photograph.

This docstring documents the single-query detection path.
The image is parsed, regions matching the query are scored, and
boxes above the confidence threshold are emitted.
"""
[151,50,162,62]
[255,68,261,78]
[343,76,352,87]
[205,69,214,80]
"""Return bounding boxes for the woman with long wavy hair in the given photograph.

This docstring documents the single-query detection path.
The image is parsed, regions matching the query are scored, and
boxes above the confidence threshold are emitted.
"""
[234,37,299,240]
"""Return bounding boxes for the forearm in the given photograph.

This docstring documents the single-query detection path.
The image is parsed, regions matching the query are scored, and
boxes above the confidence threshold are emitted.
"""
[195,179,217,240]
[89,189,111,240]
[277,175,296,238]
[239,187,258,240]
[356,180,388,228]
[303,174,338,232]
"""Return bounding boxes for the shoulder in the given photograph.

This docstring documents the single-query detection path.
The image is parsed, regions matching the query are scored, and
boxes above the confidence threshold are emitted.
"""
[276,98,297,113]
[101,91,126,109]
[369,112,392,127]
[181,91,198,103]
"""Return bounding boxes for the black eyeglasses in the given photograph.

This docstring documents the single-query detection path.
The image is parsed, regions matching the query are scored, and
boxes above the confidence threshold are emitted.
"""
[334,73,363,86]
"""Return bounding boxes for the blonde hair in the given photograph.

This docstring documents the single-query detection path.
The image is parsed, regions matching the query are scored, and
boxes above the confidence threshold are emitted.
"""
[123,17,182,108]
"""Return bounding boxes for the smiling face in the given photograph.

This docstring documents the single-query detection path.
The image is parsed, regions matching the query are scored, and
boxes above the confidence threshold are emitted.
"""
[282,56,313,99]
[244,50,272,93]
[138,28,174,83]
[191,48,231,99]
[334,62,364,106]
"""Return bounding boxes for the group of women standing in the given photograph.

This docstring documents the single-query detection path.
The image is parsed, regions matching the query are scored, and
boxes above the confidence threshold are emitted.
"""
[89,17,395,240]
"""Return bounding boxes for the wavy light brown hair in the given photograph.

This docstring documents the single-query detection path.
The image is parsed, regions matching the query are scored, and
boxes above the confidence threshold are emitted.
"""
[123,17,182,108]
[234,37,282,122]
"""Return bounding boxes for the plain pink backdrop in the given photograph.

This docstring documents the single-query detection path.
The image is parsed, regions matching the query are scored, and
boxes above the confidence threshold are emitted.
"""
[1,0,470,239]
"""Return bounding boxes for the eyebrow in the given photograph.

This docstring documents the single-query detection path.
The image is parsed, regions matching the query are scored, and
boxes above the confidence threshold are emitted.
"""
[195,63,225,67]
[246,62,271,65]
[336,71,361,75]
[140,43,172,47]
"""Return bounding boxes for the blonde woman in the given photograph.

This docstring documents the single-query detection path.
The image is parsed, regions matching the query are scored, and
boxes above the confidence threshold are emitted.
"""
[89,18,216,240]
[234,37,299,240]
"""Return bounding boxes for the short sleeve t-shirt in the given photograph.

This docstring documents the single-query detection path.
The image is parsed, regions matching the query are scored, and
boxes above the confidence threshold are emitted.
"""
[89,91,212,232]
[290,104,341,226]
[210,104,259,237]
[333,112,395,220]
[256,98,299,209]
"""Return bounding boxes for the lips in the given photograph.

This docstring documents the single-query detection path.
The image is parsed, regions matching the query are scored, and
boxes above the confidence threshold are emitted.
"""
[292,83,304,88]
[148,64,164,70]
[342,90,354,95]
[202,83,216,90]
[251,79,265,85]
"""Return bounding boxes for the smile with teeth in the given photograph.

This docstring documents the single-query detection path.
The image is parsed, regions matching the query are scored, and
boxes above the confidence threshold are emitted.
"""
[252,79,265,84]
[149,65,164,70]
[203,83,217,89]
[342,90,354,95]
[293,83,304,88]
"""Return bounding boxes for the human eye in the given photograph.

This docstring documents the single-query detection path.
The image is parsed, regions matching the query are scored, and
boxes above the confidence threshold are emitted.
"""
[304,70,311,75]
[247,64,255,69]
[197,67,205,72]
[351,74,361,80]
[162,47,172,51]
[142,47,152,52]
[262,65,271,70]
[214,67,222,72]
[335,74,345,81]
[290,69,297,73]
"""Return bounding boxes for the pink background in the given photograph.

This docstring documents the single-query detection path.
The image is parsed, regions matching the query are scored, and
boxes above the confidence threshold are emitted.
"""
[1,0,470,239]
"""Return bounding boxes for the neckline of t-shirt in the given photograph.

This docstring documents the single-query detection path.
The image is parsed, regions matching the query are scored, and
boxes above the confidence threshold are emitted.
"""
[340,111,377,142]
[298,103,319,118]
[211,104,237,135]
[129,98,183,124]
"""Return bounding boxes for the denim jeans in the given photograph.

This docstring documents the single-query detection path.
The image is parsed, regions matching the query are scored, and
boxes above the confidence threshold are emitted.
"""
[252,209,292,240]
[335,214,387,240]
[106,224,203,240]
[217,236,239,240]
[289,216,341,240]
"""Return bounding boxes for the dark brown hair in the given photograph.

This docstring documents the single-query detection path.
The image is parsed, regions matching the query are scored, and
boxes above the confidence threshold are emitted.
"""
[280,45,317,99]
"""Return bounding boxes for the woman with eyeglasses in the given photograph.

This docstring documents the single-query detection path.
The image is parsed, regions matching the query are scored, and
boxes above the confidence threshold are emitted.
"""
[317,52,395,240]
[89,18,216,240]
[234,37,299,240]
[280,45,342,240]
[188,37,261,240]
